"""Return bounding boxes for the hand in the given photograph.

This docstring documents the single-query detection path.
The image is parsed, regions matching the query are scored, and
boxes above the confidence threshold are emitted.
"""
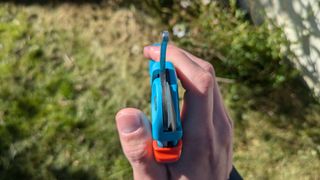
[115,44,233,180]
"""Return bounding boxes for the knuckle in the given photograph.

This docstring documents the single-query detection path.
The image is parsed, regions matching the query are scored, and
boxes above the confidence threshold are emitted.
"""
[203,62,215,76]
[196,71,214,95]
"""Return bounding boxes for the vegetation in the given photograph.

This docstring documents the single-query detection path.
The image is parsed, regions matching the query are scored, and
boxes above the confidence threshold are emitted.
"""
[0,1,319,179]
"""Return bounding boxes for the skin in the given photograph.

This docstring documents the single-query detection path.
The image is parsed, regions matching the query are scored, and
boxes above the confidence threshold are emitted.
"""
[115,44,233,180]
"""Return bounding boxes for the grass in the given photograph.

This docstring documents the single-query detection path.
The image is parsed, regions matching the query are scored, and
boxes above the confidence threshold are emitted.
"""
[0,2,319,180]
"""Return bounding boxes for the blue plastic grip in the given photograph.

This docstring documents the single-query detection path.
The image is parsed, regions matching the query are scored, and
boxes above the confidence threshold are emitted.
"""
[149,60,182,146]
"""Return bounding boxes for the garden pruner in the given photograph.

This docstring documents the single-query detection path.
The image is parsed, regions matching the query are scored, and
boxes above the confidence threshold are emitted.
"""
[149,31,183,163]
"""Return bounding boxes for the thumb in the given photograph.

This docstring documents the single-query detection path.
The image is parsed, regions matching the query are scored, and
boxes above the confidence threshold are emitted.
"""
[115,108,166,179]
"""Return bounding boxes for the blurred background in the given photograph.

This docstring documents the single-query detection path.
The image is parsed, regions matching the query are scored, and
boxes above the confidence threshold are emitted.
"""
[0,0,319,179]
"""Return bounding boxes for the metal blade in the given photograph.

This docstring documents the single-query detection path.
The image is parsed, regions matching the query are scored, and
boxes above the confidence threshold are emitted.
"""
[161,74,168,130]
[165,82,177,131]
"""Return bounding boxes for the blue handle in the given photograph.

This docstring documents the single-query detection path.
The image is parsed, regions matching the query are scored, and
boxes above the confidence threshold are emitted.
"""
[149,60,182,146]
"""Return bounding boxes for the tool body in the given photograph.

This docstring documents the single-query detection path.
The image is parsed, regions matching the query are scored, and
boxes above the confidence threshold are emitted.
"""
[149,31,183,163]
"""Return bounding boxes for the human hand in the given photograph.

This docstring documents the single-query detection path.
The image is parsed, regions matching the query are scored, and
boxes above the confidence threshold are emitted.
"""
[115,44,233,180]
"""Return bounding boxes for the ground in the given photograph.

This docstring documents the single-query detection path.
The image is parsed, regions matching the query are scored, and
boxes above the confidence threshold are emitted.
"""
[0,2,319,179]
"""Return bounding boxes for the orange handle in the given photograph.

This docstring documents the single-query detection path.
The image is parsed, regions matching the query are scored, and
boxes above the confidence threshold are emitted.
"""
[152,140,182,163]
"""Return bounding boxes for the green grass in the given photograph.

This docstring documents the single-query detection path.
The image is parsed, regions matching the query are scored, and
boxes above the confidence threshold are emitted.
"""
[0,2,319,180]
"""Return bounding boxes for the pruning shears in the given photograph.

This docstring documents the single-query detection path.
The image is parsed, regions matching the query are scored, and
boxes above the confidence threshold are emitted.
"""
[149,31,183,163]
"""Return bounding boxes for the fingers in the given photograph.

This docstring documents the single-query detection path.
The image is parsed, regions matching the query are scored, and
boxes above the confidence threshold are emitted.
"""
[181,47,233,174]
[182,47,233,134]
[144,44,213,96]
[148,44,232,126]
[144,43,214,133]
[115,108,166,180]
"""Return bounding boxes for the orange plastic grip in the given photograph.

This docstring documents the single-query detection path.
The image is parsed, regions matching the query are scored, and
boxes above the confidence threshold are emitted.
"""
[152,140,182,163]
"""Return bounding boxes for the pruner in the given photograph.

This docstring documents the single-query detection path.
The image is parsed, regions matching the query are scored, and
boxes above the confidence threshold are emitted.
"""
[149,31,183,163]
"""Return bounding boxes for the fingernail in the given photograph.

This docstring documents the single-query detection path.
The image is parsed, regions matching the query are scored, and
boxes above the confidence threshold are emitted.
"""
[117,113,142,134]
